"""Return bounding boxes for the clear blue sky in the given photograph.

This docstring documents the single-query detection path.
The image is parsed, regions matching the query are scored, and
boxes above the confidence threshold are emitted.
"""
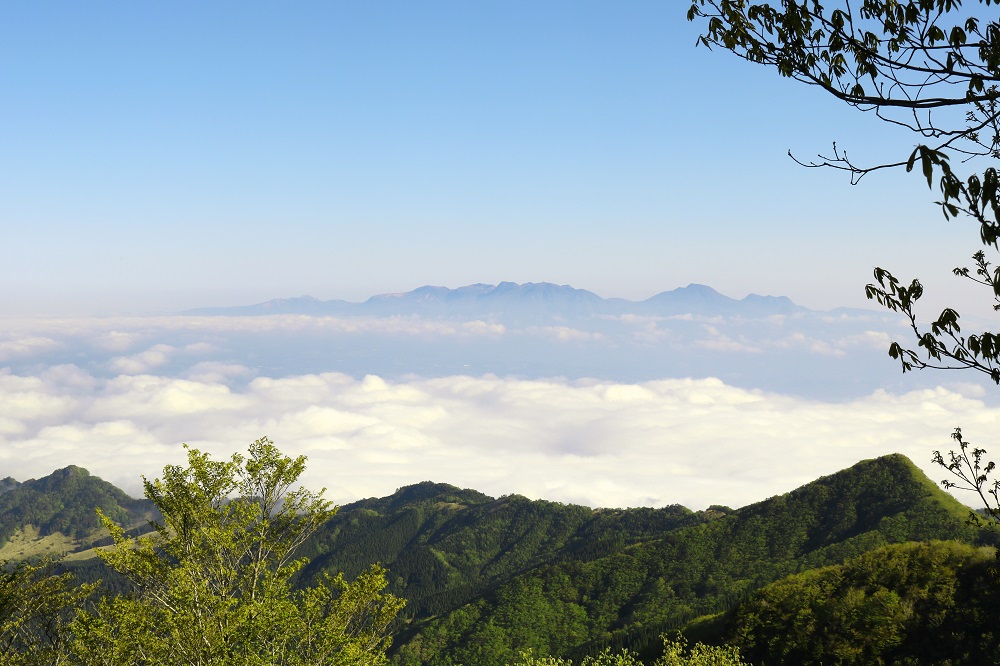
[1,1,984,315]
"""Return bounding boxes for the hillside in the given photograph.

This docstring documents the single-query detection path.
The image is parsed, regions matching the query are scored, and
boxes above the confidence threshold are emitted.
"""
[0,466,157,561]
[295,454,986,665]
[0,454,987,665]
[297,481,701,620]
[711,540,1000,665]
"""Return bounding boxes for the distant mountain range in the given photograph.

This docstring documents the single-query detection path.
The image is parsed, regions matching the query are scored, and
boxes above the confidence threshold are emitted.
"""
[183,282,806,319]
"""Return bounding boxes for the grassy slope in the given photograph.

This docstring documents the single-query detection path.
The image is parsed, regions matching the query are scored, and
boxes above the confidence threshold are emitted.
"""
[0,524,80,561]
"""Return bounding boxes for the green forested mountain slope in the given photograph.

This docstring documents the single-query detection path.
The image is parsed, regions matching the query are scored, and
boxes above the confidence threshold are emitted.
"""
[0,477,19,494]
[0,454,987,665]
[717,540,1000,665]
[298,455,985,666]
[0,465,156,551]
[297,481,702,620]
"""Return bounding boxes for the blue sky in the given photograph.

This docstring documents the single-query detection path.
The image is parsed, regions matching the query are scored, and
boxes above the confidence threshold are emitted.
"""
[2,1,985,315]
[3,4,999,509]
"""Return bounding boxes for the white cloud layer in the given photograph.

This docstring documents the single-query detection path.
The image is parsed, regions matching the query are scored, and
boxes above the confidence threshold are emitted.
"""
[0,309,971,403]
[0,366,995,511]
[0,311,995,511]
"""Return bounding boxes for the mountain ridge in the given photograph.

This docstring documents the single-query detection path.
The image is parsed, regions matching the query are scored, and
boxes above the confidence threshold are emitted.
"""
[182,282,812,319]
[297,452,986,665]
[0,453,989,665]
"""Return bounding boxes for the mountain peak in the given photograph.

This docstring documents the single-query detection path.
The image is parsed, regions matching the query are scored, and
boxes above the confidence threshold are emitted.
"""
[344,481,494,514]
[684,283,722,293]
[55,464,90,478]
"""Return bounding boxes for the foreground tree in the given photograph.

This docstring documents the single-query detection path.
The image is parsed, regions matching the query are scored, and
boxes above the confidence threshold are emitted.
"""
[0,559,94,666]
[71,437,404,666]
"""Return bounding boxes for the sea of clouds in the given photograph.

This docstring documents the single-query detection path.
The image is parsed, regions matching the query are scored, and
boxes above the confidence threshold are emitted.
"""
[1,310,997,510]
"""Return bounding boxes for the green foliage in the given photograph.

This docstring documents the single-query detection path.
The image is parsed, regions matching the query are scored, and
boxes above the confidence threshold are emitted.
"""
[0,558,95,665]
[726,540,1000,665]
[71,437,405,666]
[510,635,748,666]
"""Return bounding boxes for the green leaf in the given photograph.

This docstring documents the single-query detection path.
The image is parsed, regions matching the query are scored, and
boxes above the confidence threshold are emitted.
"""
[921,148,933,188]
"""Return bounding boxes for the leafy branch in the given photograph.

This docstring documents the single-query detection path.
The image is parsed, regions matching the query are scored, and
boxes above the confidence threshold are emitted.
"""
[933,427,1000,525]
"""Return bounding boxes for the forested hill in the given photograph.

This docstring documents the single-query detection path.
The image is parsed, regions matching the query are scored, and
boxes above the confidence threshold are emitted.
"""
[0,454,988,665]
[0,466,156,559]
[297,454,987,666]
[297,481,701,619]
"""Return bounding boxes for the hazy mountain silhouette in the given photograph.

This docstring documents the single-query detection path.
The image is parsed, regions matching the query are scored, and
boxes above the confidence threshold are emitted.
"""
[183,282,808,320]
